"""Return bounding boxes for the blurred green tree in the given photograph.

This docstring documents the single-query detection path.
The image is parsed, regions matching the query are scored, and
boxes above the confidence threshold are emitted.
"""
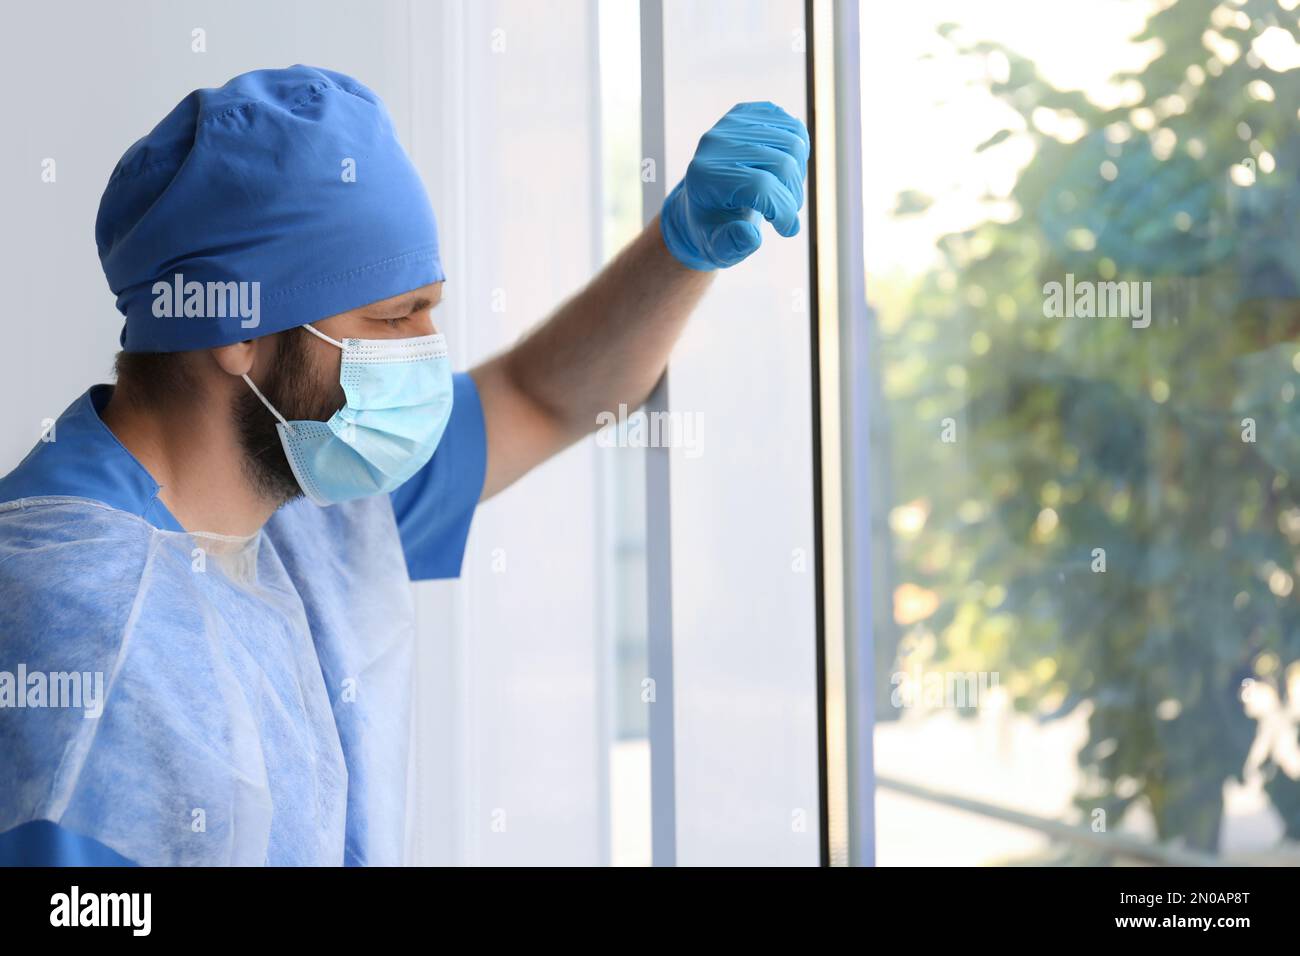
[882,0,1300,852]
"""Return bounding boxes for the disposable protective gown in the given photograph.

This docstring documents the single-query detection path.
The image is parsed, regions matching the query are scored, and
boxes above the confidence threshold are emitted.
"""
[0,378,485,865]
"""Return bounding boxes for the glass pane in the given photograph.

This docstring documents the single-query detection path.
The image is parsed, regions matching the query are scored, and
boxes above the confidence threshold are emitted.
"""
[865,0,1300,864]
[659,0,821,866]
[598,0,652,868]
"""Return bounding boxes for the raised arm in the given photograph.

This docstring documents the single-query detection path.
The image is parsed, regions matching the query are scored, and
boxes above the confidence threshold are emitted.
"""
[470,101,810,500]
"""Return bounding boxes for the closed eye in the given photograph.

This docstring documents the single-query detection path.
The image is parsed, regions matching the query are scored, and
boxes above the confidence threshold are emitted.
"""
[364,294,437,332]
[367,314,414,330]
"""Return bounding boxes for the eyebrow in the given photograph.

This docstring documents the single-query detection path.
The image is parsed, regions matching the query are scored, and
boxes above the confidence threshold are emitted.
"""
[368,296,435,318]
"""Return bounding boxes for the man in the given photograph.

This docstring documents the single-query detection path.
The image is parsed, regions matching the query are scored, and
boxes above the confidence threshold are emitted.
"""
[0,66,808,865]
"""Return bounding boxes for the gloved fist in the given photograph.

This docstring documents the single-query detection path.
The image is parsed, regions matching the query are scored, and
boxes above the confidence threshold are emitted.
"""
[660,101,810,271]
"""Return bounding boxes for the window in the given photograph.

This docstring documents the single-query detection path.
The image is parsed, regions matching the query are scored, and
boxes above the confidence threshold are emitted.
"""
[864,0,1300,864]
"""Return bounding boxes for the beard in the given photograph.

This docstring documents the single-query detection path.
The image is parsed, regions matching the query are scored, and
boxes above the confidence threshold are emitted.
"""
[233,328,344,506]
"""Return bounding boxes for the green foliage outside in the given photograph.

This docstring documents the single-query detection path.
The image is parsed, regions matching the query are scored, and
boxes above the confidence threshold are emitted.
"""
[878,0,1300,852]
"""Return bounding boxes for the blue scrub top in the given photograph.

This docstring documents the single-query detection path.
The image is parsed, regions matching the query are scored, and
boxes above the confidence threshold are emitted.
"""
[0,375,486,865]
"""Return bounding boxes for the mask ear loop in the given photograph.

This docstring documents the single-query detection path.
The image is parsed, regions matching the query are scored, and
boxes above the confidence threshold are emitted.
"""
[242,373,296,437]
[301,323,346,350]
[239,325,345,437]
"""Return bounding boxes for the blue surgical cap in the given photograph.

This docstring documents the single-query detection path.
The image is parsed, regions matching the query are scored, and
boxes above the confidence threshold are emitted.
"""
[96,65,444,353]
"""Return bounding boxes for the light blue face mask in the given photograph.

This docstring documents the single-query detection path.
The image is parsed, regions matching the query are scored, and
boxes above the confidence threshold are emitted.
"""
[243,324,454,506]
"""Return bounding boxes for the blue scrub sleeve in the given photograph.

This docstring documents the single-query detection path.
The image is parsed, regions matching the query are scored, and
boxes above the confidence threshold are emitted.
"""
[390,371,487,580]
[0,820,137,866]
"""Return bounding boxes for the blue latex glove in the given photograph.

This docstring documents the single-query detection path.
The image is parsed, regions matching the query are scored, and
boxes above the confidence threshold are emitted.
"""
[661,101,810,270]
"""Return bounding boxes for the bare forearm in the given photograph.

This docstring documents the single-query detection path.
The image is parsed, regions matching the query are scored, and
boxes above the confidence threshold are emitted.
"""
[471,216,713,498]
[471,102,806,501]
[508,215,712,435]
